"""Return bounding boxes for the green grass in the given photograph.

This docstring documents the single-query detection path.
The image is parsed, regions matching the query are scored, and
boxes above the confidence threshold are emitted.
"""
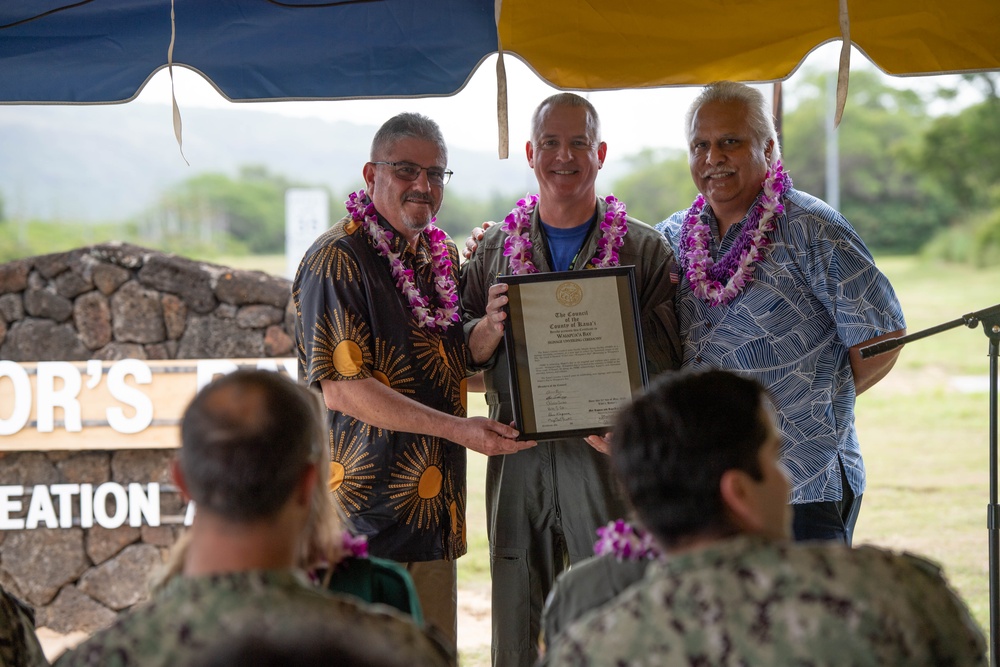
[459,395,492,589]
[862,256,996,636]
[877,256,1000,375]
[0,221,133,263]
[853,254,996,636]
[854,389,990,631]
[206,253,287,275]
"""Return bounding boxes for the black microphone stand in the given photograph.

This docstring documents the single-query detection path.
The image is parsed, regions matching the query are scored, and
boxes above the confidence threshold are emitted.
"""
[861,303,1000,665]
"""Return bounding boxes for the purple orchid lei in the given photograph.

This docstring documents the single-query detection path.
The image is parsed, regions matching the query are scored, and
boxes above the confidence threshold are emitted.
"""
[593,519,661,561]
[501,194,540,274]
[679,161,792,306]
[501,193,628,274]
[592,195,629,268]
[346,190,459,331]
[342,530,369,559]
[308,530,370,583]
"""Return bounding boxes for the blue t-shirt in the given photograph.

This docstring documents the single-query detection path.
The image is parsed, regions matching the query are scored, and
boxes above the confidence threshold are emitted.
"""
[656,188,905,504]
[540,217,594,272]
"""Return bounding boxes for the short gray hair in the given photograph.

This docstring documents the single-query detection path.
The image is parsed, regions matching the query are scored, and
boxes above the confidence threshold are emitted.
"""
[530,93,602,145]
[686,82,781,162]
[370,112,448,163]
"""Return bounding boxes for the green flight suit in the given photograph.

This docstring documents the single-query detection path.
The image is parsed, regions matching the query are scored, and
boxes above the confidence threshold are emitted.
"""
[460,197,681,667]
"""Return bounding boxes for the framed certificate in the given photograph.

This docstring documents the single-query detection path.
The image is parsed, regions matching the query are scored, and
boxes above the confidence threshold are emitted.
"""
[500,266,647,441]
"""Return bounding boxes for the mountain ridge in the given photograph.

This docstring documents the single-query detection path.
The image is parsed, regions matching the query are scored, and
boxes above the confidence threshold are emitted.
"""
[0,104,627,223]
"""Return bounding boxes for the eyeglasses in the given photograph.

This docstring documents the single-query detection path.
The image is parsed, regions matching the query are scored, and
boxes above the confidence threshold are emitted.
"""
[371,161,453,186]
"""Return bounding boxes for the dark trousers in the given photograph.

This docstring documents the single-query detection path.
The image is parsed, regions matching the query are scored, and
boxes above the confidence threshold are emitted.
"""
[792,459,863,546]
[486,441,628,667]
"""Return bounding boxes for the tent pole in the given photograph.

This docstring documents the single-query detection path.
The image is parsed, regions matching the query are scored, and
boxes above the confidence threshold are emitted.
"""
[771,82,783,146]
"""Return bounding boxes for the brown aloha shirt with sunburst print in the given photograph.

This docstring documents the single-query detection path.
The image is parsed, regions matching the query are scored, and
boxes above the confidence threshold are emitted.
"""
[293,210,468,562]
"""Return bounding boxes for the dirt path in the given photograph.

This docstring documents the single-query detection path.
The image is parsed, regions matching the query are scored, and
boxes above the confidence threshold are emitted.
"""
[458,584,493,665]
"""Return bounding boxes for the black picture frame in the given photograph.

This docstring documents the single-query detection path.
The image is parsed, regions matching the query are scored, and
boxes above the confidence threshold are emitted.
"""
[499,266,647,441]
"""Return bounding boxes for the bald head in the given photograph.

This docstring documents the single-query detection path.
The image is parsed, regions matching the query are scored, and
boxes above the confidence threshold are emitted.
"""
[179,370,324,522]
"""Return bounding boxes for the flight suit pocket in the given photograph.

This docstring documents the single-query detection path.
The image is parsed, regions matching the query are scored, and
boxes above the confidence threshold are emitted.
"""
[490,546,530,652]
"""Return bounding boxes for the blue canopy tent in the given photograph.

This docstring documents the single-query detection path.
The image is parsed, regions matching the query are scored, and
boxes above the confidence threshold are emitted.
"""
[0,0,498,103]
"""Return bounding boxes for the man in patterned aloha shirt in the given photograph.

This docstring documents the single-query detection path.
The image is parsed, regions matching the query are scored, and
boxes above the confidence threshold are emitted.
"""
[294,113,532,652]
[543,369,986,666]
[657,81,906,545]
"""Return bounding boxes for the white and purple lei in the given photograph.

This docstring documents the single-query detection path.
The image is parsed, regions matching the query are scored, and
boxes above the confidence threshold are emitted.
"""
[679,162,792,306]
[501,194,628,274]
[346,190,459,331]
[593,519,661,561]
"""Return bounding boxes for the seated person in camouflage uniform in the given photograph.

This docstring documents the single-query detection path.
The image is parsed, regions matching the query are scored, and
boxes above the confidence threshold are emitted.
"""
[539,523,652,654]
[1,585,48,667]
[55,370,453,667]
[543,369,986,666]
[189,616,425,667]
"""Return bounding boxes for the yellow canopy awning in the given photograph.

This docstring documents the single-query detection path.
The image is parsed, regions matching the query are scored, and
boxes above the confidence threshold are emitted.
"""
[499,0,1000,89]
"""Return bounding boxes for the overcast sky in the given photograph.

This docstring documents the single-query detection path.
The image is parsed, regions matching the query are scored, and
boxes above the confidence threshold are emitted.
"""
[134,42,972,159]
[136,54,693,157]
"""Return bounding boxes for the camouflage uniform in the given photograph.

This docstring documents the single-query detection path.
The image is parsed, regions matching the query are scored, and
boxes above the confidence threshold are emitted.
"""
[53,570,453,667]
[543,536,986,666]
[540,553,649,651]
[1,586,48,667]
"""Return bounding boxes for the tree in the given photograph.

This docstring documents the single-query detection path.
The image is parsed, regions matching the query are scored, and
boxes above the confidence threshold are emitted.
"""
[912,74,1000,264]
[781,67,955,253]
[433,190,527,244]
[918,96,1000,213]
[957,73,1000,102]
[610,149,699,225]
[138,166,320,255]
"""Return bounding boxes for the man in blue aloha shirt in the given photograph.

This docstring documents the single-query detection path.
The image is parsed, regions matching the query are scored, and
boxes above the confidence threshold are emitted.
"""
[657,81,906,546]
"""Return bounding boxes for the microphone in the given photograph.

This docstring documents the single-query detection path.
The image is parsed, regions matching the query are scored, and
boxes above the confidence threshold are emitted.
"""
[859,337,905,359]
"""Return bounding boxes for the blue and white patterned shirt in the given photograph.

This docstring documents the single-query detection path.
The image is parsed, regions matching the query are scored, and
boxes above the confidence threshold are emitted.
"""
[657,188,905,504]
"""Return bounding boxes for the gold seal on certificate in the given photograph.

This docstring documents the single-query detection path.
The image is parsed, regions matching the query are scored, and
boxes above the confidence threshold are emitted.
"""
[555,281,583,308]
[499,266,647,441]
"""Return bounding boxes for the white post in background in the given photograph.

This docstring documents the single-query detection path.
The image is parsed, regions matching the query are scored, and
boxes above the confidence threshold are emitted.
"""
[825,71,840,211]
[285,188,329,280]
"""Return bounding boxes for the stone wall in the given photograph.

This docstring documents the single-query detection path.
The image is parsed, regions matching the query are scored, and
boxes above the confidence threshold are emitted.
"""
[0,242,295,634]
[0,450,182,634]
[0,242,294,362]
